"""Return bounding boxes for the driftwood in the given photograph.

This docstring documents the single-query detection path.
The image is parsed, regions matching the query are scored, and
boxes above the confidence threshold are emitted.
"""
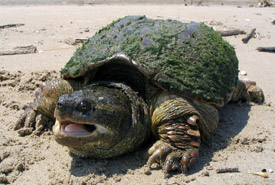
[75,38,88,44]
[64,38,88,45]
[257,47,275,53]
[0,45,37,56]
[219,29,246,37]
[242,28,256,44]
[216,167,239,173]
[0,24,24,29]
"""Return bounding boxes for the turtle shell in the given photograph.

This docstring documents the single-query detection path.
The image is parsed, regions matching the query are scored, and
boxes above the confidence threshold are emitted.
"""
[61,16,238,107]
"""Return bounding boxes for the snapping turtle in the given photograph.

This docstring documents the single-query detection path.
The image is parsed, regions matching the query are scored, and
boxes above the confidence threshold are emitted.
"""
[16,16,264,175]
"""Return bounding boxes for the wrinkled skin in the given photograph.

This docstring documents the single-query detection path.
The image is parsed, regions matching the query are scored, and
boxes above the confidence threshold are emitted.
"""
[53,85,132,157]
[16,81,151,158]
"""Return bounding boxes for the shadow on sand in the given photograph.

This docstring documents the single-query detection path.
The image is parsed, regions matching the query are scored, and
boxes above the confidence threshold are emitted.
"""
[190,103,251,174]
[69,102,251,177]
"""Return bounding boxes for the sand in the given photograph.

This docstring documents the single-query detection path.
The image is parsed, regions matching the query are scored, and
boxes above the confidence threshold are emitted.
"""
[0,3,275,185]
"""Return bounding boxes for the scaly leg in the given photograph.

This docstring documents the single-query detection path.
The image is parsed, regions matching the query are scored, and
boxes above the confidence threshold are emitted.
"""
[15,79,80,135]
[231,80,264,103]
[148,94,219,176]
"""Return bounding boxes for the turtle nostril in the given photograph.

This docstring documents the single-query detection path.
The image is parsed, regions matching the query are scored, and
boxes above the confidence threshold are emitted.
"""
[57,101,64,109]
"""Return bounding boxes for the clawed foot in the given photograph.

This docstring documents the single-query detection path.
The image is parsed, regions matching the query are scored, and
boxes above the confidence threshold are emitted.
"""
[147,140,199,177]
[14,105,51,136]
[233,80,264,104]
[14,79,74,136]
[244,80,264,103]
[14,81,59,136]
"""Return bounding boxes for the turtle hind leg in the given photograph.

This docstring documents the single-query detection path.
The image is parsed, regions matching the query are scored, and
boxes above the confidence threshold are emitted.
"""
[148,95,219,176]
[231,80,264,104]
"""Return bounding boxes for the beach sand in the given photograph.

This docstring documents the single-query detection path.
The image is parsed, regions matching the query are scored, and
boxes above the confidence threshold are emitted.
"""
[0,3,274,185]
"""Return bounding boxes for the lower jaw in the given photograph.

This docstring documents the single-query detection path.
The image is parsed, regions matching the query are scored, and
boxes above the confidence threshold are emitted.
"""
[54,136,120,159]
[53,134,96,149]
[68,147,115,158]
[68,144,127,159]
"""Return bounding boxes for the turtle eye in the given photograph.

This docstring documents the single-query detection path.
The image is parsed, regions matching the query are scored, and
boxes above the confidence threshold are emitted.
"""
[77,100,90,112]
[80,101,87,110]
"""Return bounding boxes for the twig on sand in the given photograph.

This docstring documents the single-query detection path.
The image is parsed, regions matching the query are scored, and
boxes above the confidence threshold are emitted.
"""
[257,47,275,53]
[0,45,37,56]
[242,28,256,44]
[64,38,88,45]
[74,38,88,44]
[216,167,239,173]
[219,29,246,37]
[0,24,24,29]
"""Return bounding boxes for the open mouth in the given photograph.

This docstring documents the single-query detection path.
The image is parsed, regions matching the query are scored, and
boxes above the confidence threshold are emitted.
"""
[54,120,97,136]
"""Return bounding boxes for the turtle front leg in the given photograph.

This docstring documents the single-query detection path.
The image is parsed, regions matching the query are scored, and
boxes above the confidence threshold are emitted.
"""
[148,115,201,175]
[148,94,219,176]
[15,79,79,135]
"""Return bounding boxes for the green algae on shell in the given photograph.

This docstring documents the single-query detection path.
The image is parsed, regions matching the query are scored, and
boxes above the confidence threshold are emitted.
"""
[61,15,238,107]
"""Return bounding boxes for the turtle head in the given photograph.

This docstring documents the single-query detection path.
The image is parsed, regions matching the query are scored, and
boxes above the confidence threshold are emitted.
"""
[52,82,150,158]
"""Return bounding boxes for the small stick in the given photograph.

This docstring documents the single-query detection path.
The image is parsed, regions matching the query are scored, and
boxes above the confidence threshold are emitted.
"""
[216,167,239,173]
[0,23,24,29]
[219,29,246,37]
[74,38,88,44]
[242,28,256,44]
[257,47,275,53]
[64,38,88,45]
[0,45,37,56]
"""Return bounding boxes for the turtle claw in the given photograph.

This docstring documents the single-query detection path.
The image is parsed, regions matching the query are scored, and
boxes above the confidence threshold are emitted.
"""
[147,148,162,167]
[147,140,199,176]
[148,141,172,168]
[180,149,199,174]
[15,105,50,136]
[15,106,36,131]
[163,152,180,174]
